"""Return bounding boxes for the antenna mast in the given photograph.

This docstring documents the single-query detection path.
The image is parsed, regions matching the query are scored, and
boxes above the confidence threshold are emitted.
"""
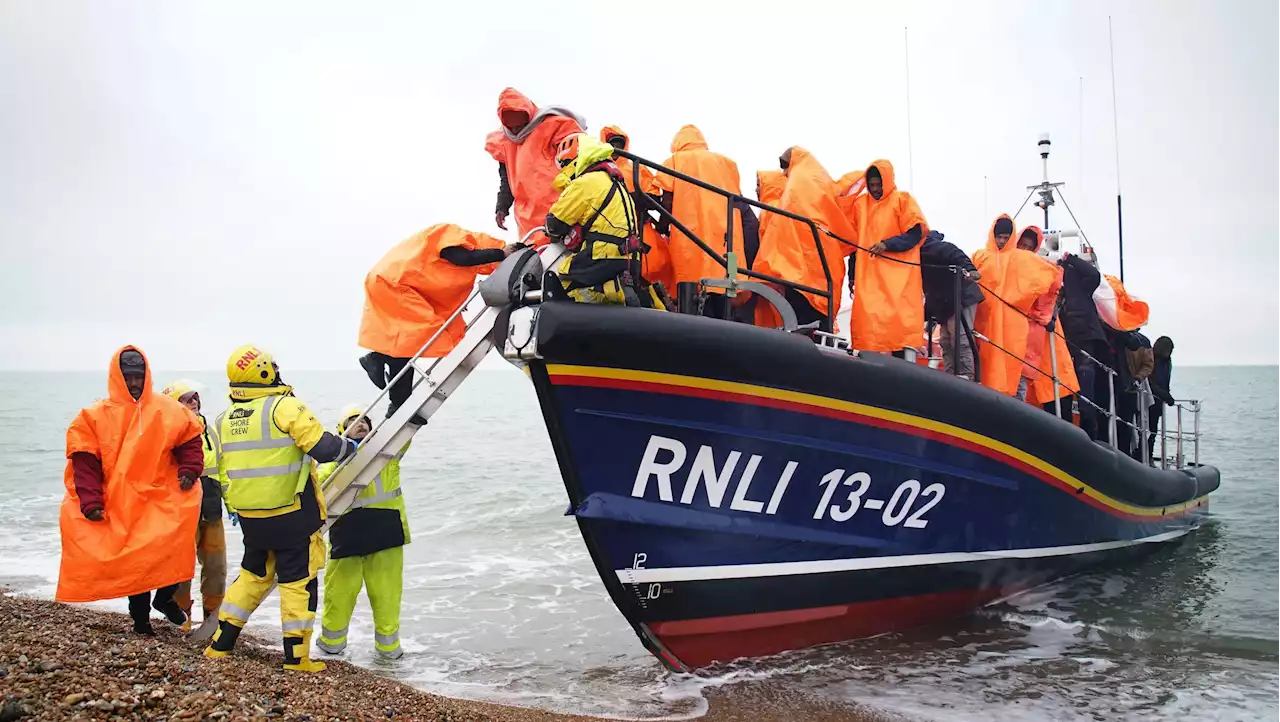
[1079,76,1084,206]
[1108,16,1125,282]
[1030,134,1063,230]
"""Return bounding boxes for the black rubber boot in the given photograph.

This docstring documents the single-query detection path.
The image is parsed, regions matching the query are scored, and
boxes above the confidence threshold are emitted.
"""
[205,620,243,658]
[152,584,187,627]
[153,599,187,627]
[359,353,387,390]
[127,593,154,635]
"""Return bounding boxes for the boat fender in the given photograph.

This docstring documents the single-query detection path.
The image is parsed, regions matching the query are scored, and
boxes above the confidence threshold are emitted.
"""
[479,247,543,307]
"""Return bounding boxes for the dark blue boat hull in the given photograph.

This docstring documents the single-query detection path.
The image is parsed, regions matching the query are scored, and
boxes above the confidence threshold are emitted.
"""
[521,302,1217,670]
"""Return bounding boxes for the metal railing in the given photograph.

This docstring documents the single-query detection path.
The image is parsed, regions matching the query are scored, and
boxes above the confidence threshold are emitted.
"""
[551,151,1198,472]
[319,227,546,493]
[613,149,837,330]
[1157,398,1202,470]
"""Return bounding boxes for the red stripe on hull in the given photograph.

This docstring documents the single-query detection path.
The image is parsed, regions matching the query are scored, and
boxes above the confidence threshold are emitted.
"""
[648,588,1006,669]
[551,373,1198,523]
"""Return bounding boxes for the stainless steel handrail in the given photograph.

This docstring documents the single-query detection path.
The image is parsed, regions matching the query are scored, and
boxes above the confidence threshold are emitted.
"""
[320,226,545,491]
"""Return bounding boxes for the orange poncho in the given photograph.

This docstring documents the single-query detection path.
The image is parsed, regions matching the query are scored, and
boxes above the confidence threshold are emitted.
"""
[847,160,928,352]
[972,217,1059,396]
[600,125,657,196]
[58,347,203,603]
[833,169,866,220]
[653,125,745,288]
[1018,227,1079,403]
[358,224,506,359]
[756,170,786,240]
[755,147,854,318]
[1095,274,1150,331]
[484,88,583,246]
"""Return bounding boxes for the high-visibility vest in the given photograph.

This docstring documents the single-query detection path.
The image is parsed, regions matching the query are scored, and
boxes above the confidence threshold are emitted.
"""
[217,396,309,512]
[200,417,220,479]
[316,442,410,552]
[318,444,409,529]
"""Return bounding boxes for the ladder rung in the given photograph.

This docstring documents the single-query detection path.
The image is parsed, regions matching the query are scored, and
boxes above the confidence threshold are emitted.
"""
[320,302,506,530]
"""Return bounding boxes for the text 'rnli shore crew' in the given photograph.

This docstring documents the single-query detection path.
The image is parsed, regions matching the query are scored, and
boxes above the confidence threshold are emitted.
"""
[204,345,359,673]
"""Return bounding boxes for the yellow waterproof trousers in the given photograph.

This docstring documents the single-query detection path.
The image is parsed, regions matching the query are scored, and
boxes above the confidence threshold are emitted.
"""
[207,531,326,671]
[175,518,227,619]
[317,546,404,659]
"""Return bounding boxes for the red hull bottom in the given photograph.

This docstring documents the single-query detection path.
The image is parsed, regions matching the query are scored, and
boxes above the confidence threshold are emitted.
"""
[649,588,1008,669]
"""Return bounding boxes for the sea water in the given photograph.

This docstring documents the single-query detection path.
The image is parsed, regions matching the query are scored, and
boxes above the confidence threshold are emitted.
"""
[1,365,1274,721]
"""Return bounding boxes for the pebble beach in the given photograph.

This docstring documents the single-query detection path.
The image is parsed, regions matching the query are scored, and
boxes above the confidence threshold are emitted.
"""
[0,591,889,722]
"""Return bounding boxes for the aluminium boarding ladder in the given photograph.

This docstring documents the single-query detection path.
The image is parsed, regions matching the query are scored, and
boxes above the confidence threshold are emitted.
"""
[189,237,553,645]
[318,231,561,529]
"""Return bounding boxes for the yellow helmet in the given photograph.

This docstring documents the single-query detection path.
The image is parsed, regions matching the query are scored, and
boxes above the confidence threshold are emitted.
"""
[161,379,201,404]
[226,345,278,385]
[336,403,368,435]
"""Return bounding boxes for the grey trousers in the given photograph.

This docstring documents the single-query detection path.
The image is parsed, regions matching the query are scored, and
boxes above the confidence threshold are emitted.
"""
[939,303,977,379]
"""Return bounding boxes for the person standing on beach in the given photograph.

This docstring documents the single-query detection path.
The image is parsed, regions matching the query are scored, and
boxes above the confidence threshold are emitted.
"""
[315,406,411,660]
[57,347,205,636]
[161,381,229,629]
[204,345,358,673]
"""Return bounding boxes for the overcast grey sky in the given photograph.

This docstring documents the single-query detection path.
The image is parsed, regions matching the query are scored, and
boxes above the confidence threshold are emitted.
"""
[1,0,1276,370]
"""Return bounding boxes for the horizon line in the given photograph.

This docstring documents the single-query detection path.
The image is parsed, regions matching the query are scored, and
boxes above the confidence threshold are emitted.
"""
[0,363,1275,373]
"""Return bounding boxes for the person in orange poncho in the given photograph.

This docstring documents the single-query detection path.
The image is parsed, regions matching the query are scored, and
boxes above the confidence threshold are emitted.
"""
[755,147,855,331]
[652,125,747,319]
[600,125,658,197]
[600,126,674,292]
[745,170,788,328]
[358,224,516,422]
[485,88,584,246]
[756,170,786,238]
[972,216,1059,396]
[833,170,866,220]
[1015,226,1079,415]
[58,347,204,636]
[846,160,928,354]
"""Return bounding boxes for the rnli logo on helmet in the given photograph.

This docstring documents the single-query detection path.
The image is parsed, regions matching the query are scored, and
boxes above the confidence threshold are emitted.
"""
[235,349,260,371]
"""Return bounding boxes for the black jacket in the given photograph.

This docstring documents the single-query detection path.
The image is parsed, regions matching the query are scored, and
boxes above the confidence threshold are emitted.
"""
[918,231,983,322]
[1058,254,1106,347]
[735,199,760,270]
[1151,357,1174,405]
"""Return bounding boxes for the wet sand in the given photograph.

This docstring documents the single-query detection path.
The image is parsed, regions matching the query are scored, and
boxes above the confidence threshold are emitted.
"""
[0,591,892,721]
